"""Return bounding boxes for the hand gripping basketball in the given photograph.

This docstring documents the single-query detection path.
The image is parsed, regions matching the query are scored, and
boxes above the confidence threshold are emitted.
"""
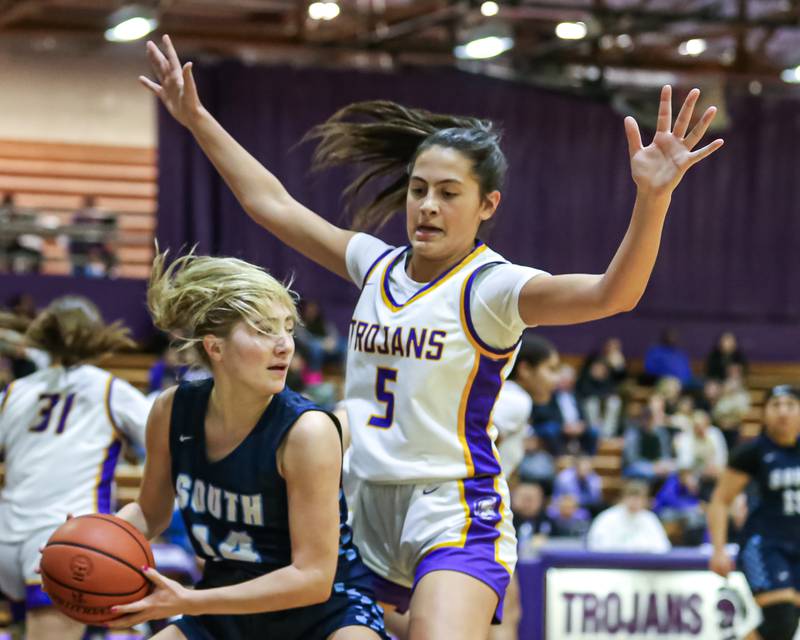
[39,513,156,624]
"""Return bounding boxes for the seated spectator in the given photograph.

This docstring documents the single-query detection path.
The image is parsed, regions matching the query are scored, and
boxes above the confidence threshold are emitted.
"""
[706,331,748,381]
[643,328,693,386]
[294,299,347,380]
[511,482,553,558]
[553,364,599,455]
[655,375,683,417]
[622,395,676,482]
[548,493,591,539]
[518,434,556,492]
[712,374,751,450]
[587,480,671,552]
[653,468,705,545]
[673,409,727,495]
[0,195,43,274]
[553,454,603,515]
[148,340,211,400]
[69,195,117,278]
[577,355,623,438]
[697,377,723,413]
[669,394,696,432]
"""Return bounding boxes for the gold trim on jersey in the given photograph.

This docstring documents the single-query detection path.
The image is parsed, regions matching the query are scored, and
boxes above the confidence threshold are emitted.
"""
[379,244,488,312]
[1,381,15,412]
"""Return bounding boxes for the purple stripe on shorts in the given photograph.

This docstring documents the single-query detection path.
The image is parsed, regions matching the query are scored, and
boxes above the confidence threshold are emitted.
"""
[96,439,122,513]
[414,476,510,623]
[464,355,507,477]
[25,583,52,609]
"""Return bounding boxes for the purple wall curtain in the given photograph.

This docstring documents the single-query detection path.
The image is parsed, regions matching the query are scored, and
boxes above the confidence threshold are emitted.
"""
[157,62,800,360]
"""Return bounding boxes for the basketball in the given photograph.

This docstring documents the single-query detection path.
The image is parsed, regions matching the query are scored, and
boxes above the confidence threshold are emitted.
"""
[40,514,155,624]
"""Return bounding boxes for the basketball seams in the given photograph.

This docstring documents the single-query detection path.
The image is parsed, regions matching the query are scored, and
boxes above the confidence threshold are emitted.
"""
[44,541,149,588]
[40,566,149,598]
[80,513,154,565]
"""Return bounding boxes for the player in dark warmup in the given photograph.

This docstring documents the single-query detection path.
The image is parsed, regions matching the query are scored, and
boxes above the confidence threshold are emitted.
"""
[111,252,388,640]
[709,385,800,640]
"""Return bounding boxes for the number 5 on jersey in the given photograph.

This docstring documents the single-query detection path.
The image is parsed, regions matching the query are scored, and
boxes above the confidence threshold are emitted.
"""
[368,367,397,429]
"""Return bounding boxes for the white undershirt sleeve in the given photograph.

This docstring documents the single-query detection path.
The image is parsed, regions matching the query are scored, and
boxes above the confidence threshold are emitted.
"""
[469,263,550,350]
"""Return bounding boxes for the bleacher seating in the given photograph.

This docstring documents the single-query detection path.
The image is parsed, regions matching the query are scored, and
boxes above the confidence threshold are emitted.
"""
[0,139,156,278]
[2,356,799,508]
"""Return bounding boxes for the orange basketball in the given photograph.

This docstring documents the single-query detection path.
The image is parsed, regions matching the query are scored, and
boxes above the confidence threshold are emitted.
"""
[40,514,155,624]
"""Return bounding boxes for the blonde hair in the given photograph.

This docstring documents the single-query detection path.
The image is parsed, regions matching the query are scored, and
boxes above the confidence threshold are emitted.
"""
[147,250,298,367]
[3,296,134,366]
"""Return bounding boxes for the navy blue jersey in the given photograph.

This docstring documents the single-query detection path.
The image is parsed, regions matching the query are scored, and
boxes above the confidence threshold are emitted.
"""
[729,433,800,542]
[169,379,361,577]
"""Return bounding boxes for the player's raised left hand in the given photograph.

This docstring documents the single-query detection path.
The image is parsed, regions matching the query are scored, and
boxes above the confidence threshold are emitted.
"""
[106,566,195,628]
[625,85,724,197]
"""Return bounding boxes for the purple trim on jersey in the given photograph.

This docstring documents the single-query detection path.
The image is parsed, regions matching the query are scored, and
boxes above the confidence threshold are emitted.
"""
[462,261,519,357]
[381,241,485,309]
[368,570,412,613]
[414,476,510,623]
[96,439,122,513]
[464,355,507,477]
[361,248,393,288]
[25,584,52,609]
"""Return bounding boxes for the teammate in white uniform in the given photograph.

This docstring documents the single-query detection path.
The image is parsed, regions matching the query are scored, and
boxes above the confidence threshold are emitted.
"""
[142,34,724,639]
[0,296,149,640]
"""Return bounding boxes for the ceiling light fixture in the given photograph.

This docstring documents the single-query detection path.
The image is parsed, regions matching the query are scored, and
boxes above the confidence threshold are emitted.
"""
[480,1,500,17]
[781,66,800,83]
[105,5,158,42]
[555,22,587,40]
[309,1,340,21]
[678,38,707,56]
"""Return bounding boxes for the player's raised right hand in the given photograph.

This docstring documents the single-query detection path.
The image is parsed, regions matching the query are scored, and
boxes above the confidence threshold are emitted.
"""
[139,34,203,128]
[709,548,734,577]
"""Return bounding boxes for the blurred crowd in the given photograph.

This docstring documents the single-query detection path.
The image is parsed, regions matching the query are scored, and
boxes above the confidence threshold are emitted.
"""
[0,291,766,559]
[0,193,118,277]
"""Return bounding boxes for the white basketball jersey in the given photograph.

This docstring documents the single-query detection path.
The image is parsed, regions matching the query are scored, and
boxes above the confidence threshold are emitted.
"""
[0,365,150,541]
[345,242,520,483]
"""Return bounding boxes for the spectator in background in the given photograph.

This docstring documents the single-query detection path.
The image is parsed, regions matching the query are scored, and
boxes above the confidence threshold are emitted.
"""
[706,331,748,381]
[643,328,693,386]
[656,375,683,417]
[553,454,603,515]
[69,195,117,278]
[673,409,727,496]
[294,299,347,381]
[653,467,705,546]
[0,195,43,275]
[587,480,671,552]
[622,395,675,482]
[697,377,723,413]
[511,482,553,558]
[553,364,599,455]
[577,352,623,438]
[548,493,591,539]
[517,434,556,492]
[712,373,751,450]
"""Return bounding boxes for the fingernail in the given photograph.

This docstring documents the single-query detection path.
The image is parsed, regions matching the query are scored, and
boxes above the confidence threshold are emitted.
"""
[142,565,150,572]
[110,606,117,613]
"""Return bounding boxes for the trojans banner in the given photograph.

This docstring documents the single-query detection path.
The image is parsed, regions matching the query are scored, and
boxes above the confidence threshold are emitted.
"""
[545,568,761,640]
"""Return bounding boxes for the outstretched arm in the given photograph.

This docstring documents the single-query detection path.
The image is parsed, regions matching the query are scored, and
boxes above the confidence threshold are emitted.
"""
[140,35,355,280]
[518,86,724,326]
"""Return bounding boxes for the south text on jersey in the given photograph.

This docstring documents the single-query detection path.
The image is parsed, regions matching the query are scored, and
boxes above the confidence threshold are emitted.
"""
[176,473,265,526]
